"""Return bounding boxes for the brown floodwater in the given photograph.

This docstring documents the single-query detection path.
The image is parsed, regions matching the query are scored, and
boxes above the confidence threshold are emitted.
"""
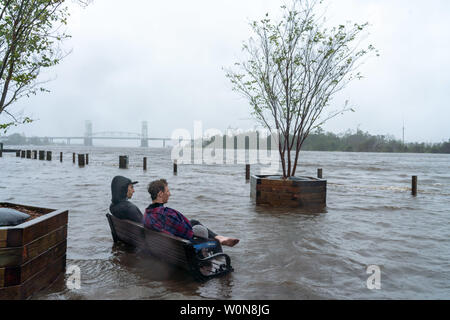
[1,146,449,299]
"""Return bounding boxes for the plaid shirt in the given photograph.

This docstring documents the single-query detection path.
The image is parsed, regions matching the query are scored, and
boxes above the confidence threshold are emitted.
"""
[144,203,194,240]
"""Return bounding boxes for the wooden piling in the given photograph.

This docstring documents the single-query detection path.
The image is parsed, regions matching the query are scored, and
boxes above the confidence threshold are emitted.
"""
[72,153,75,164]
[245,136,250,164]
[246,164,250,180]
[21,150,25,158]
[0,143,3,157]
[85,154,89,165]
[26,150,31,159]
[60,152,63,162]
[119,156,128,169]
[39,151,45,160]
[412,176,418,196]
[78,154,85,167]
[318,168,323,179]
[173,160,178,175]
[33,150,37,159]
[46,151,52,161]
[16,150,20,157]
[143,157,147,171]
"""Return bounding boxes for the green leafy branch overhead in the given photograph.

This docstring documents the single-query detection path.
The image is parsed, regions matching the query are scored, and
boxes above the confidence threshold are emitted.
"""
[0,0,91,132]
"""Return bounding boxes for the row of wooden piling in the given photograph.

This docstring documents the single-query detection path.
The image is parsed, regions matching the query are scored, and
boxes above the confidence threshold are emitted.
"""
[316,168,418,196]
[117,157,419,196]
[118,155,167,172]
[10,149,419,196]
[118,155,244,179]
[14,150,90,167]
[16,150,52,161]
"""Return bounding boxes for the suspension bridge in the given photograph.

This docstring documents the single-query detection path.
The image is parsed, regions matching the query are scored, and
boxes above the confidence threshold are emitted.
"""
[30,121,171,147]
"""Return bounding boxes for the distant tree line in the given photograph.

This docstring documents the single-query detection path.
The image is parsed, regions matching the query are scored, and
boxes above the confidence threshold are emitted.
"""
[2,133,52,145]
[301,129,450,154]
[218,128,450,154]
[3,130,449,154]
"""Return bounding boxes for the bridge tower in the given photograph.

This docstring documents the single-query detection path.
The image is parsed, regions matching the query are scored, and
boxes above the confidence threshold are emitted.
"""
[141,121,149,147]
[84,120,93,146]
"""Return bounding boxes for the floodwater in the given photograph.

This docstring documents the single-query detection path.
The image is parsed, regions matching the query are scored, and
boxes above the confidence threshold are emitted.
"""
[1,146,449,299]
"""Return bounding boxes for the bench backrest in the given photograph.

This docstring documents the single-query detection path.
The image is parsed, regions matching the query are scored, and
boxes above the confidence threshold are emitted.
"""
[106,213,191,268]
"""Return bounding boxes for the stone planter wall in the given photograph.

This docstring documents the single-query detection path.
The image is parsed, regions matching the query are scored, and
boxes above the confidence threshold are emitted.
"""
[250,175,326,209]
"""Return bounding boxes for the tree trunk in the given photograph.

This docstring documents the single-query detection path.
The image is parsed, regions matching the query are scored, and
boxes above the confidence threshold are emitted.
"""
[287,134,292,177]
[278,132,287,178]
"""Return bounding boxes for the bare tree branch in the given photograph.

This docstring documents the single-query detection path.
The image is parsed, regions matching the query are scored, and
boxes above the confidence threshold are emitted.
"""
[226,0,377,178]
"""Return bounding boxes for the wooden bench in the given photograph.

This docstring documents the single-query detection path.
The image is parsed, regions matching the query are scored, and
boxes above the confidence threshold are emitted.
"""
[106,213,233,281]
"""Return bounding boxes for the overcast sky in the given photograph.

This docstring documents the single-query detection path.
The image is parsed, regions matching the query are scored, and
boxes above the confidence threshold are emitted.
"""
[3,0,450,144]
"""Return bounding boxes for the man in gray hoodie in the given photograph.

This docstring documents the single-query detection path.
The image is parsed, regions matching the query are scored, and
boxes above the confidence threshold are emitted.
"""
[109,175,143,223]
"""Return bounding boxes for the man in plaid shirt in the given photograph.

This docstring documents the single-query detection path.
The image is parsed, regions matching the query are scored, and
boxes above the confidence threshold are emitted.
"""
[144,179,239,246]
[144,202,194,240]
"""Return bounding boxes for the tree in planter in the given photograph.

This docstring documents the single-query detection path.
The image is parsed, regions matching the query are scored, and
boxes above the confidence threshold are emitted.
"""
[226,0,377,178]
[0,0,90,133]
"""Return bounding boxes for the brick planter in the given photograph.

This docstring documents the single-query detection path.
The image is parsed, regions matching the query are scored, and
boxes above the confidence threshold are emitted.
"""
[250,175,326,209]
[0,203,68,300]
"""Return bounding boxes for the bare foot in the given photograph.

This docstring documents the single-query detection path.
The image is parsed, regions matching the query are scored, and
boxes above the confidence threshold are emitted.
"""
[215,235,240,247]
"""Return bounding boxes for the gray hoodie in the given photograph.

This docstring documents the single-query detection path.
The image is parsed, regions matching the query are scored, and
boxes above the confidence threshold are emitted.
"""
[109,176,143,223]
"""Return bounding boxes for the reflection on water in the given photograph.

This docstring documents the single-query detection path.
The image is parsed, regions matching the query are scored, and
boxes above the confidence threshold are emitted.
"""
[1,146,449,299]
